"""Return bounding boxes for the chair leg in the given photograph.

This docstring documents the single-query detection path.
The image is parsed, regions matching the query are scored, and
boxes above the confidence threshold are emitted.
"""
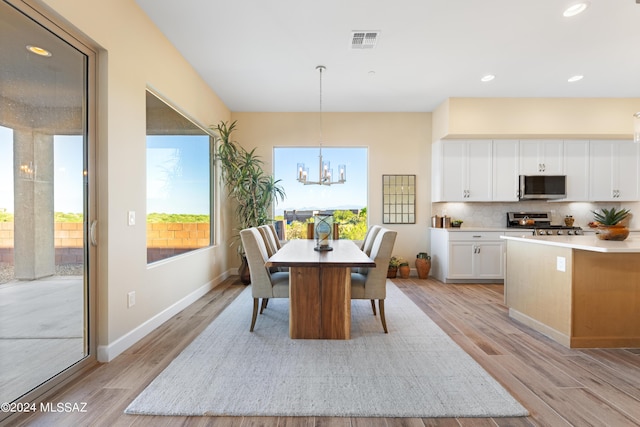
[260,298,269,314]
[370,299,377,315]
[378,299,388,333]
[250,298,259,332]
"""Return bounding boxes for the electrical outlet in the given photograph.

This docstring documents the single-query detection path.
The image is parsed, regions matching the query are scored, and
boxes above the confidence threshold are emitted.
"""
[556,256,566,272]
[128,211,135,226]
[127,291,136,308]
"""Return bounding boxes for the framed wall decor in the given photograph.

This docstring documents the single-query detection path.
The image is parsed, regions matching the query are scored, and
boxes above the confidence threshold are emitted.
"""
[382,174,416,224]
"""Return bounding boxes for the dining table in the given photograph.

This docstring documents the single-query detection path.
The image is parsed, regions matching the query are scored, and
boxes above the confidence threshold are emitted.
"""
[265,239,375,339]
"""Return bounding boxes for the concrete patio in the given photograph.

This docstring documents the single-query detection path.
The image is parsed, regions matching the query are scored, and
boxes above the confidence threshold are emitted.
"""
[0,273,85,403]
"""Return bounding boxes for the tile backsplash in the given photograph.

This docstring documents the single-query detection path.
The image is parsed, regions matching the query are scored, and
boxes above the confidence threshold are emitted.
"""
[432,201,640,229]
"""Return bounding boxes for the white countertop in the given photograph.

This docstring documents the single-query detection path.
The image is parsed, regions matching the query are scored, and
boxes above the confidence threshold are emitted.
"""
[501,234,640,253]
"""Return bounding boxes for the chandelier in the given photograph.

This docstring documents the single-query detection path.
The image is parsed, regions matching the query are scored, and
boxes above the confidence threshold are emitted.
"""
[296,65,346,185]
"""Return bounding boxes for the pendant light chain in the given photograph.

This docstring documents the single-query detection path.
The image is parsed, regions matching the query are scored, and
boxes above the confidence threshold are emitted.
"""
[296,65,346,185]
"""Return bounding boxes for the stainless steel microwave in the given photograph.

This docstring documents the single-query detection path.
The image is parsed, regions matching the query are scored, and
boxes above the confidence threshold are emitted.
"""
[519,175,566,200]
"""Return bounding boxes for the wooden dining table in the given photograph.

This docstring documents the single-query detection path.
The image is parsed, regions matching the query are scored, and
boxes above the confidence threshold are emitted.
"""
[265,239,375,339]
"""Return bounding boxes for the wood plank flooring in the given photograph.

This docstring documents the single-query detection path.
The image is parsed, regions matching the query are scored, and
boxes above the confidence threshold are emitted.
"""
[12,277,640,427]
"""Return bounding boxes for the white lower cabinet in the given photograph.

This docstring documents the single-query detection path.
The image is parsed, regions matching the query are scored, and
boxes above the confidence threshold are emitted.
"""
[430,229,505,283]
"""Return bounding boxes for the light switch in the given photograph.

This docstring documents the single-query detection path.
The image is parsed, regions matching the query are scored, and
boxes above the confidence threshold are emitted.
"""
[128,211,135,226]
[556,256,566,272]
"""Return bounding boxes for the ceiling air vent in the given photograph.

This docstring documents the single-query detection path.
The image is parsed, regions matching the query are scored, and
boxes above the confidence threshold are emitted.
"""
[351,31,379,49]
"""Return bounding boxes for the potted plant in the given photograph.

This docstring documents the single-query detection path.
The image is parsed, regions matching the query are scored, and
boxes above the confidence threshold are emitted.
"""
[398,258,410,279]
[415,252,431,279]
[590,207,631,241]
[451,219,463,228]
[388,256,401,278]
[213,120,286,283]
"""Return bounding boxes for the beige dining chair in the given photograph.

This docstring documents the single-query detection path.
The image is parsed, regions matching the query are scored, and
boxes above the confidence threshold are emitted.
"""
[354,225,382,273]
[257,225,278,257]
[350,227,397,333]
[240,228,290,332]
[267,223,283,249]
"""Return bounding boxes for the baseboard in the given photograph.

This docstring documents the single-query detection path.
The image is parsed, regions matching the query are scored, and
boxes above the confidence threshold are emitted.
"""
[97,269,233,362]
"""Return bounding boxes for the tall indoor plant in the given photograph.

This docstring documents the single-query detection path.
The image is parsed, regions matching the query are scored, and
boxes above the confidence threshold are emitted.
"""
[213,120,286,283]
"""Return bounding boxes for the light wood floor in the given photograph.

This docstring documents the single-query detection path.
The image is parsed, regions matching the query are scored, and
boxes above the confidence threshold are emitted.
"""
[13,276,640,427]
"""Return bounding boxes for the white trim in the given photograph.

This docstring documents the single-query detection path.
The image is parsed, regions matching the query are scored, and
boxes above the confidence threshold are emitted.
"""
[97,270,234,362]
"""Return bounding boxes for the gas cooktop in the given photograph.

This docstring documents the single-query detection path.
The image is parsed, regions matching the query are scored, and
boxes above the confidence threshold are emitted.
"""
[506,212,583,235]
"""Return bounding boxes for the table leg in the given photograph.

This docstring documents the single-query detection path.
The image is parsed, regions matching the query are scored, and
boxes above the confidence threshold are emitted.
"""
[289,266,351,339]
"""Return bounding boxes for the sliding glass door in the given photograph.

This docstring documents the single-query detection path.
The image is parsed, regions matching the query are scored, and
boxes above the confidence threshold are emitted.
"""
[0,0,94,414]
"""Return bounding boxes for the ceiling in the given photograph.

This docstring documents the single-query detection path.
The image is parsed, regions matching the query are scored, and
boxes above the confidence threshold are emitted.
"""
[135,0,640,113]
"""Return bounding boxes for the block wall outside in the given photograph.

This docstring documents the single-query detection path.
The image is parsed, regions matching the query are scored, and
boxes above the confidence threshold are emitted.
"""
[0,222,211,265]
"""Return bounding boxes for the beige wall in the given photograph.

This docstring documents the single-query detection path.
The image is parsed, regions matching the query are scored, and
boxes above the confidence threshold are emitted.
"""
[40,0,232,361]
[232,112,433,262]
[433,98,640,140]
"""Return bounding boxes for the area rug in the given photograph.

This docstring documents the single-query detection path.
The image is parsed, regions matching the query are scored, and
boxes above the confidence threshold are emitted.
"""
[125,282,528,418]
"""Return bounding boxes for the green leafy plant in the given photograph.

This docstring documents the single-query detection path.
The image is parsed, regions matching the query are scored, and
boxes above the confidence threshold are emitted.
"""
[389,256,402,268]
[212,120,286,253]
[591,207,630,226]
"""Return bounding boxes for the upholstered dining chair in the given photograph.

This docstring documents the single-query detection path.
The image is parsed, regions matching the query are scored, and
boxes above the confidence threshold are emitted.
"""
[360,225,382,256]
[350,227,397,333]
[240,228,290,332]
[257,225,278,257]
[267,223,283,249]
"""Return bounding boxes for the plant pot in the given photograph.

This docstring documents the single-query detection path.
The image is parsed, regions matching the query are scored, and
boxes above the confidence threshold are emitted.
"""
[239,255,251,285]
[398,264,410,279]
[596,225,629,241]
[415,257,431,279]
[387,267,398,278]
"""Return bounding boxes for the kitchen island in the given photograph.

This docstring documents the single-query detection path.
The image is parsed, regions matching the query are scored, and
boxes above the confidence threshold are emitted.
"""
[501,234,640,348]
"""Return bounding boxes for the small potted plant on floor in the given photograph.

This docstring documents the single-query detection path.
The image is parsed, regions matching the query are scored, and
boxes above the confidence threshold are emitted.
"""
[398,258,410,279]
[388,256,401,278]
[591,207,631,241]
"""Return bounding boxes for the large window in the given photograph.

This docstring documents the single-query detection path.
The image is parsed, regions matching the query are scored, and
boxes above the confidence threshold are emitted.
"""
[146,90,212,263]
[273,147,368,240]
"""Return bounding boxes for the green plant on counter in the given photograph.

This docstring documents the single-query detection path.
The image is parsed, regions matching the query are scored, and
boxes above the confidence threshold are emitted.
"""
[591,207,630,226]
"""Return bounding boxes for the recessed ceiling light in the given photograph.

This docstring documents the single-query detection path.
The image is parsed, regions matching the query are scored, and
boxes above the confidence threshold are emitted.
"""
[563,2,590,17]
[26,45,52,57]
[568,75,584,82]
[480,74,495,82]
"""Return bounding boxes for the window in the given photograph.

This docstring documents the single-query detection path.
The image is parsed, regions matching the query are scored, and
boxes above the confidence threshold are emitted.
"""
[146,90,213,263]
[273,147,368,240]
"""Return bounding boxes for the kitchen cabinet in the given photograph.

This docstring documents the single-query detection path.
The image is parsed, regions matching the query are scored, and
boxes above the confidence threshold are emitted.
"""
[430,229,504,283]
[563,140,590,201]
[519,140,564,175]
[432,140,492,202]
[492,140,519,201]
[589,140,639,201]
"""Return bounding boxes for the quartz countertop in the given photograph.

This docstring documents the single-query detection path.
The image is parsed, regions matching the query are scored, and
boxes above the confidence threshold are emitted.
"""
[501,234,640,253]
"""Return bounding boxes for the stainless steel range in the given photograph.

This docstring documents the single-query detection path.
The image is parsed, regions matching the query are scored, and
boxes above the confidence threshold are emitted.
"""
[506,212,583,236]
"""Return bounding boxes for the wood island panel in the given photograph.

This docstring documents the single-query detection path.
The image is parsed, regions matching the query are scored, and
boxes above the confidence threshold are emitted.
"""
[572,251,640,348]
[505,238,640,348]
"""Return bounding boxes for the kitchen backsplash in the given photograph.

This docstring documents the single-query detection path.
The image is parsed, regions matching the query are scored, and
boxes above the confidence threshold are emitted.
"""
[432,201,640,229]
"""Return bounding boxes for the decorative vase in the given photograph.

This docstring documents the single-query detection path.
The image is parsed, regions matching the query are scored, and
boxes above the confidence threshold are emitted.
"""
[415,257,431,279]
[387,267,398,279]
[564,216,575,227]
[239,255,251,285]
[596,225,629,241]
[398,264,410,279]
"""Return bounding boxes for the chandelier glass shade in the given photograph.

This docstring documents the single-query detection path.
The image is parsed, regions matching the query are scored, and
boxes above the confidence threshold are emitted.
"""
[296,65,346,186]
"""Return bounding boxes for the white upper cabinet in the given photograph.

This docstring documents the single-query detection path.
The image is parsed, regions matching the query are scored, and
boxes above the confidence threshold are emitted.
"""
[434,140,492,202]
[519,140,564,175]
[589,140,639,201]
[563,140,590,201]
[492,140,519,201]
